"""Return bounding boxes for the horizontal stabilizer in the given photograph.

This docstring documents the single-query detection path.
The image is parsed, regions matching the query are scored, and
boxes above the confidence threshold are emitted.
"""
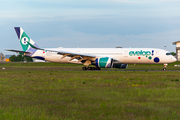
[5,49,32,54]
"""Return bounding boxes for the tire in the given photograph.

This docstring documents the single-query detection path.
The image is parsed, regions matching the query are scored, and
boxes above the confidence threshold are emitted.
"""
[95,67,101,70]
[82,67,87,70]
[87,67,92,70]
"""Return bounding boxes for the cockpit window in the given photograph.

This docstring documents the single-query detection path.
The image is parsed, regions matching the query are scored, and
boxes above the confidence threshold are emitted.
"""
[166,53,171,55]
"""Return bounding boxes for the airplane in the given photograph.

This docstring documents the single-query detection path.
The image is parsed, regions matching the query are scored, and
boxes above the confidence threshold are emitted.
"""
[6,27,177,71]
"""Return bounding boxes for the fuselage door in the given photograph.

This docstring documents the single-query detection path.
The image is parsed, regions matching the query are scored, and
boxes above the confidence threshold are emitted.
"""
[124,51,128,57]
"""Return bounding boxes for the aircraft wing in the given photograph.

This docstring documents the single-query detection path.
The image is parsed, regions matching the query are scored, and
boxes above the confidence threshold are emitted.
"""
[26,41,120,63]
[57,51,95,57]
[43,48,121,63]
[5,49,32,54]
[26,41,96,61]
[45,49,97,62]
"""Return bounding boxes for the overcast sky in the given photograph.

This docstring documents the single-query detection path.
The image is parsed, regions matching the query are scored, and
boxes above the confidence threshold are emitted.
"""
[1,0,180,54]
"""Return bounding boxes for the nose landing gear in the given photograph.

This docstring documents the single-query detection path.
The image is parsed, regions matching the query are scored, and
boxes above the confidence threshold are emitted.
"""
[163,64,168,71]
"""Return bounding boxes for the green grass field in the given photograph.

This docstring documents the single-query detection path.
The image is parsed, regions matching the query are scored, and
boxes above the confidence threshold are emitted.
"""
[0,62,180,120]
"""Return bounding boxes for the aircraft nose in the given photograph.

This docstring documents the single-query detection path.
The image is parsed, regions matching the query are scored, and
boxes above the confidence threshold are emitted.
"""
[172,56,177,62]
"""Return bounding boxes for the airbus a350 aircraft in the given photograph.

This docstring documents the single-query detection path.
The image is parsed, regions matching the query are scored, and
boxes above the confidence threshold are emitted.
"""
[6,27,177,71]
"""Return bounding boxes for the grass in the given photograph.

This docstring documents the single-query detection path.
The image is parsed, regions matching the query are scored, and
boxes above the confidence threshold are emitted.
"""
[0,62,180,119]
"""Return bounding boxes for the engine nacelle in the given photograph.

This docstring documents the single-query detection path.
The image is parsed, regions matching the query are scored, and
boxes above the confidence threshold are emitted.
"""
[113,64,128,69]
[95,57,113,68]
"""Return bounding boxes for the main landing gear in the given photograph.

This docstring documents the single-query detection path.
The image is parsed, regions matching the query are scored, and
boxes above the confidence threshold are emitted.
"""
[82,67,101,71]
[163,64,168,71]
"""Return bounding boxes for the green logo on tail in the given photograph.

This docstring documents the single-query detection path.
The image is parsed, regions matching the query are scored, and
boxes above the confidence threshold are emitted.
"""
[20,32,30,51]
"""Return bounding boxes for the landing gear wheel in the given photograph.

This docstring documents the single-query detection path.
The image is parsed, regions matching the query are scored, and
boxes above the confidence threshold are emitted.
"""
[95,67,101,70]
[87,67,92,70]
[163,68,166,71]
[82,67,101,71]
[91,67,95,70]
[82,67,87,70]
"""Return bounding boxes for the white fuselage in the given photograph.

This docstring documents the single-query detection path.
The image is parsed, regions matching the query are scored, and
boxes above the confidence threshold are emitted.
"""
[31,48,177,64]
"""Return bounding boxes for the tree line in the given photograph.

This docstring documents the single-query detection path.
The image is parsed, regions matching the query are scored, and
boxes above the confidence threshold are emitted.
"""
[9,55,33,62]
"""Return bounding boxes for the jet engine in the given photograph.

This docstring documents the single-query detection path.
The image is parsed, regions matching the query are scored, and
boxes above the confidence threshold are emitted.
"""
[113,64,128,69]
[95,57,113,68]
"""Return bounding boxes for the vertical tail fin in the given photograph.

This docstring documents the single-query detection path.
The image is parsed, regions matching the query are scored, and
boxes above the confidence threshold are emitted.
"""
[14,27,39,52]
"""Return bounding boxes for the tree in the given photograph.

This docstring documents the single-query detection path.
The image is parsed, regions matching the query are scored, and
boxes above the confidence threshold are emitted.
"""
[16,55,24,61]
[9,55,16,62]
[24,56,33,62]
[9,55,33,62]
[170,52,176,56]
